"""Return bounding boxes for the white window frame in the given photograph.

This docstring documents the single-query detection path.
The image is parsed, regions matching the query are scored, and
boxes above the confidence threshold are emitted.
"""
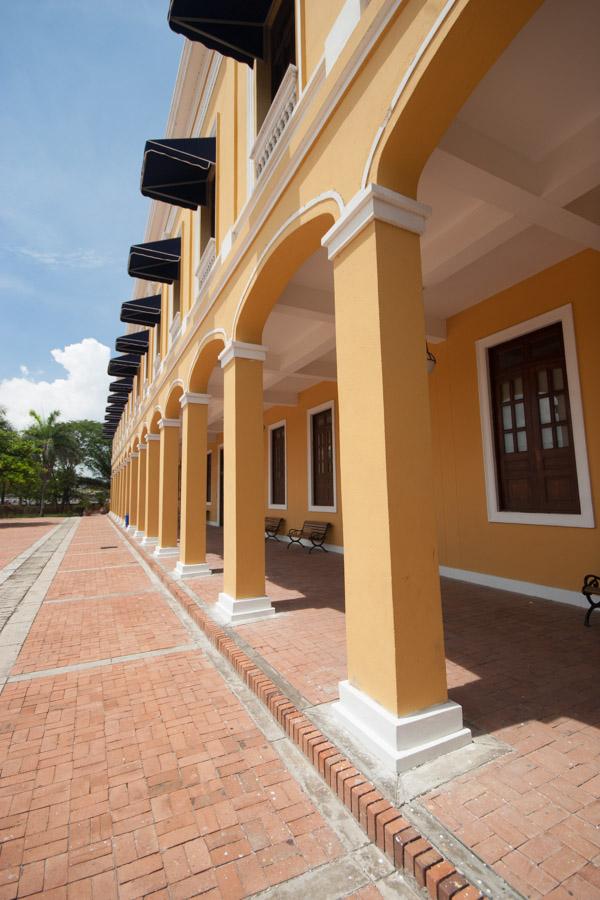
[307,401,337,513]
[206,449,212,508]
[268,420,287,510]
[476,303,594,528]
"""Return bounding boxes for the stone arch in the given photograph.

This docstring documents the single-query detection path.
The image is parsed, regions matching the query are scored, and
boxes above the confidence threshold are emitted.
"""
[149,409,162,434]
[187,330,227,393]
[365,0,542,198]
[233,195,341,344]
[164,382,184,419]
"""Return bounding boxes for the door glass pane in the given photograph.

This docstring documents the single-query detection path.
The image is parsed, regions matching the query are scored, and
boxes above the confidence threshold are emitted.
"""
[556,426,569,448]
[539,397,551,424]
[501,381,510,402]
[513,377,523,399]
[502,406,512,430]
[514,402,525,428]
[552,367,564,390]
[541,427,554,449]
[554,394,566,421]
[504,433,514,453]
[537,370,548,394]
[517,431,527,452]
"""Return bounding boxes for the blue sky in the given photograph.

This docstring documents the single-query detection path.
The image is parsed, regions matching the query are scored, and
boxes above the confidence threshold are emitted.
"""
[0,1,182,421]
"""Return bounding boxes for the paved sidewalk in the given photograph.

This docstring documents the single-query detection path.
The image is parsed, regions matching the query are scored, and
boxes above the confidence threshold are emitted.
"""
[148,527,600,900]
[0,519,60,573]
[0,517,420,899]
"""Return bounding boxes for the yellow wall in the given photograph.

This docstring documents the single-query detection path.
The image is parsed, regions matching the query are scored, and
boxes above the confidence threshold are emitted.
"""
[429,250,599,593]
[263,381,343,546]
[301,0,346,86]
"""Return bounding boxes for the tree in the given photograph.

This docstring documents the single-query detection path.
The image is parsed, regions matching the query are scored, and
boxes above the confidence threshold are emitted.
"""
[25,410,78,516]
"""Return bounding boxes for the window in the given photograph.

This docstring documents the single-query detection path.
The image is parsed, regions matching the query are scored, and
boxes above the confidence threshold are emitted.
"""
[308,403,336,511]
[476,305,594,527]
[206,451,212,504]
[172,279,181,318]
[269,423,286,508]
[256,0,296,130]
[199,169,216,256]
[489,323,579,515]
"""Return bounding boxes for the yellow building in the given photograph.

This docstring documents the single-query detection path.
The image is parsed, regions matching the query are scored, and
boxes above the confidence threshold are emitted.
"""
[106,0,599,774]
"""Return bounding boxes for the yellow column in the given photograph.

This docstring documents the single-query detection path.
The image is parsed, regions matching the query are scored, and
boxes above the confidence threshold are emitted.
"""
[215,343,273,624]
[143,435,160,545]
[123,459,131,526]
[119,463,125,520]
[322,184,470,772]
[154,418,180,557]
[175,394,211,578]
[135,444,147,539]
[128,453,139,530]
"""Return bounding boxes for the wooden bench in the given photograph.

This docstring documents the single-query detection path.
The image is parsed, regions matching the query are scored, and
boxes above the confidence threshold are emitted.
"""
[265,517,284,542]
[581,574,600,627]
[287,521,330,553]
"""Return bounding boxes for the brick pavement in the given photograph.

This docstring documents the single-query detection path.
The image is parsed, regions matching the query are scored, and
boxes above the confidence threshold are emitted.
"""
[0,520,59,573]
[0,517,421,899]
[150,527,600,899]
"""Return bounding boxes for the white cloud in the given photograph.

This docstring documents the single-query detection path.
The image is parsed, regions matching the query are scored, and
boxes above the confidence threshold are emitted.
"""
[19,365,29,376]
[4,246,110,270]
[0,338,111,429]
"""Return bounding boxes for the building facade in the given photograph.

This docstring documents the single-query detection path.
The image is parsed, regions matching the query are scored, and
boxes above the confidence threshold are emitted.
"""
[107,0,599,774]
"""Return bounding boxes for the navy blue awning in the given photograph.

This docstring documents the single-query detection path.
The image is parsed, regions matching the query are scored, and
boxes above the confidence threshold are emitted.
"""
[107,354,140,378]
[128,238,180,284]
[108,378,134,395]
[168,1,272,66]
[115,330,150,355]
[121,294,162,326]
[141,138,216,210]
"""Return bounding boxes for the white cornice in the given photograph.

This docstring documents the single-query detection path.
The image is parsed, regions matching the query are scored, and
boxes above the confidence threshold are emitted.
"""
[218,341,267,369]
[158,418,181,429]
[146,434,160,442]
[181,392,211,408]
[322,183,430,259]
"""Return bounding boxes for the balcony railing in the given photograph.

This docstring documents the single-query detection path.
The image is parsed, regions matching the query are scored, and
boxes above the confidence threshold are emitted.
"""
[196,237,217,296]
[251,64,298,180]
[169,311,181,345]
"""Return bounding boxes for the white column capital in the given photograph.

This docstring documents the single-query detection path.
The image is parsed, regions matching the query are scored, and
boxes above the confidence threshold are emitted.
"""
[321,183,431,260]
[180,392,211,409]
[138,442,147,451]
[146,433,160,442]
[219,340,267,369]
[158,418,181,429]
[130,452,139,460]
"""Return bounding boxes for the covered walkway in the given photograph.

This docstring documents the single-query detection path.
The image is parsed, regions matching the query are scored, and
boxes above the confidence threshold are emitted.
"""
[149,529,600,899]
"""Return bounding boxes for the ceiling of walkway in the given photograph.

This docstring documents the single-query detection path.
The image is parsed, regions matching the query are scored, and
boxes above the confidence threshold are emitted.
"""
[207,0,599,433]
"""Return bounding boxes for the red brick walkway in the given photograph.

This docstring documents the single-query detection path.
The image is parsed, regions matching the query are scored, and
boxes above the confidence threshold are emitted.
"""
[158,527,600,899]
[0,519,59,573]
[0,517,418,899]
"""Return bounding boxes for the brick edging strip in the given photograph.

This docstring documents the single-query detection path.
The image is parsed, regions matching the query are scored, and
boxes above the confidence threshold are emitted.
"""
[120,525,483,900]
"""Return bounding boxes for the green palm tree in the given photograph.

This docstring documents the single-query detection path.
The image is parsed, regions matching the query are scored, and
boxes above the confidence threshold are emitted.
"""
[26,410,77,516]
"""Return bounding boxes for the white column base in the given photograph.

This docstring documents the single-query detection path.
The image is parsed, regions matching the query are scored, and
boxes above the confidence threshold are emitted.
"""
[174,560,212,579]
[141,535,158,546]
[152,546,179,558]
[133,530,145,541]
[126,524,137,533]
[214,592,275,625]
[334,681,472,774]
